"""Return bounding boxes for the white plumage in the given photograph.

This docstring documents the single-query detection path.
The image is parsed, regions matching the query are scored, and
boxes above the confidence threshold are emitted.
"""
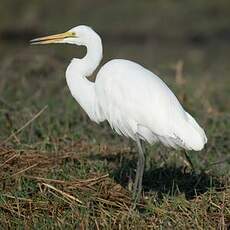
[31,25,207,201]
[95,59,207,151]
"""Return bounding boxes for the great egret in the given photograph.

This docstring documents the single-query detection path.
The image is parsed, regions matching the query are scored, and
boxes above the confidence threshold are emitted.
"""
[31,25,207,201]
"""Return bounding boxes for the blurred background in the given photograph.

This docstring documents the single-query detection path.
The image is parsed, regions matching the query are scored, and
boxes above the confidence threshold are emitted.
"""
[0,0,229,159]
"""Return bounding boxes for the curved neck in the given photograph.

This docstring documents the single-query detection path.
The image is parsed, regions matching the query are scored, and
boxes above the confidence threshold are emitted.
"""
[65,34,104,123]
[78,35,103,76]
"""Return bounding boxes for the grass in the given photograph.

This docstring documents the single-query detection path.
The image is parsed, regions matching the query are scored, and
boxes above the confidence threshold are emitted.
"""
[0,44,229,229]
[0,1,230,229]
[0,143,229,229]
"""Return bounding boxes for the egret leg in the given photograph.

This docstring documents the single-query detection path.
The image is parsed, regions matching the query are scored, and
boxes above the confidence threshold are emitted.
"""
[133,135,145,203]
[183,150,195,171]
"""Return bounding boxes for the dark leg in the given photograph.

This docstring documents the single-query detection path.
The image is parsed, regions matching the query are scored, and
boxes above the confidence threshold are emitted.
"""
[183,150,195,171]
[133,134,145,203]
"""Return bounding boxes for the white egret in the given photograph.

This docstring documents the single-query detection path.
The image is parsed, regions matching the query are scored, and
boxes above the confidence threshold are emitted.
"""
[31,25,207,201]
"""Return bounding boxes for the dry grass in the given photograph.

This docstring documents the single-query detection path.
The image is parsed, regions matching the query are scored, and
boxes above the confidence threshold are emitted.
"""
[0,142,229,229]
[0,51,229,228]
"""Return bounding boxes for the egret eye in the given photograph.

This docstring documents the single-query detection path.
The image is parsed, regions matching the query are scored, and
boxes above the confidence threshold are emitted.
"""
[71,32,76,37]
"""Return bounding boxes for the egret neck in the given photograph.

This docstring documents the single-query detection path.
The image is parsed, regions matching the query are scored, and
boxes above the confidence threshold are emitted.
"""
[65,31,103,122]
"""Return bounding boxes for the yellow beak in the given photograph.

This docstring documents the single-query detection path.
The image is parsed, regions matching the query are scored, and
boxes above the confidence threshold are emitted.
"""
[30,31,76,45]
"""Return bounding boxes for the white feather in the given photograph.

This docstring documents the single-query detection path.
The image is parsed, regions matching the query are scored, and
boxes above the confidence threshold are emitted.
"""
[64,25,207,151]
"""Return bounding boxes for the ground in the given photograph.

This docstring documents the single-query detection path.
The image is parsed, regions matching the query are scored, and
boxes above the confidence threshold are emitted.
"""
[0,1,230,229]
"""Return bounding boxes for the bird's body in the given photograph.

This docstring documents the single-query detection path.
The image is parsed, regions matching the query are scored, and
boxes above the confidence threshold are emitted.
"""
[67,57,206,151]
[31,25,207,202]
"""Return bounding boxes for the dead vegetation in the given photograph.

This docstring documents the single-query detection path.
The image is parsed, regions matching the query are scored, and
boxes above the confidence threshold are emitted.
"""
[0,141,229,229]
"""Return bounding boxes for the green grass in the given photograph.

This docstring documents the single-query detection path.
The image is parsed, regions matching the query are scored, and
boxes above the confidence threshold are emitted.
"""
[0,42,229,229]
[0,1,230,229]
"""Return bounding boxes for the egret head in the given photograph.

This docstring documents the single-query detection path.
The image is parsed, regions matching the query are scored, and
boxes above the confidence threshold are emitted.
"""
[30,25,100,46]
